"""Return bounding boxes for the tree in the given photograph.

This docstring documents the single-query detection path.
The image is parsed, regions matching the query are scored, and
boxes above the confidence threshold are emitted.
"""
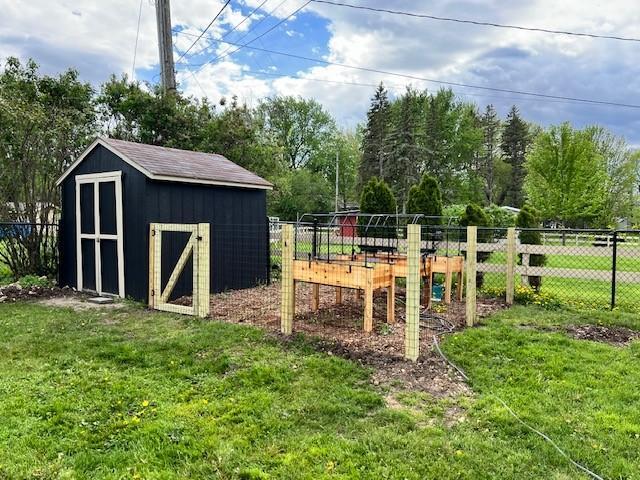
[359,177,397,237]
[516,205,546,291]
[501,106,530,207]
[0,57,95,277]
[478,104,504,205]
[588,126,640,226]
[385,87,423,209]
[525,123,608,227]
[98,75,209,150]
[360,83,390,186]
[406,174,443,225]
[268,169,332,221]
[257,96,336,170]
[459,204,491,288]
[423,89,483,203]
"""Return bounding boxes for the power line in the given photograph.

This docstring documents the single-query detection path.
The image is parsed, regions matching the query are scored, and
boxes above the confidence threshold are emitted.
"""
[206,0,290,66]
[131,0,144,79]
[175,0,231,64]
[196,0,311,71]
[183,36,640,109]
[182,0,272,62]
[311,0,640,43]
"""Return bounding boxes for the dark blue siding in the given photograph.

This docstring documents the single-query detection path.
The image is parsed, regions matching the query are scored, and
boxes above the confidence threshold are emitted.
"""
[59,144,268,302]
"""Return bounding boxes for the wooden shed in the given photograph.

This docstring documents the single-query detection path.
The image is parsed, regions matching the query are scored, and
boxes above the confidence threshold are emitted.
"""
[56,137,272,301]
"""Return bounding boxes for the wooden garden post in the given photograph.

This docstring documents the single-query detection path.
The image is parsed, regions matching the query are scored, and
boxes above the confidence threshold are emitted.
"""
[281,224,294,335]
[465,226,477,327]
[405,224,421,361]
[505,227,516,305]
[195,223,210,318]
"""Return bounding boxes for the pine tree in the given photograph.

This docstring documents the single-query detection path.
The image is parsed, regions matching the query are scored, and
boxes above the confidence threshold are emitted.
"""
[359,83,390,187]
[358,177,397,238]
[479,104,501,205]
[501,106,530,207]
[406,174,443,225]
[385,88,422,209]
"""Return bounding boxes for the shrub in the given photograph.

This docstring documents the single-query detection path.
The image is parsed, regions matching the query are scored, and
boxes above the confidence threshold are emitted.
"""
[459,204,492,288]
[516,205,546,291]
[406,174,443,225]
[484,205,517,229]
[359,177,397,238]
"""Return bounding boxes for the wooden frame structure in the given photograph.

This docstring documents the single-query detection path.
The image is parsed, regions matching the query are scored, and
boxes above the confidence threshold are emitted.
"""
[148,223,210,318]
[280,224,464,333]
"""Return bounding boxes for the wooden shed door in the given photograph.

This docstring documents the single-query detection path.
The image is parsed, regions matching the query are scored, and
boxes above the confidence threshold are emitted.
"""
[75,171,125,298]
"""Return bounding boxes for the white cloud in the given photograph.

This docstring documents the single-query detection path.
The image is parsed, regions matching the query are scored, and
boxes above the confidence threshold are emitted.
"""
[1,0,639,141]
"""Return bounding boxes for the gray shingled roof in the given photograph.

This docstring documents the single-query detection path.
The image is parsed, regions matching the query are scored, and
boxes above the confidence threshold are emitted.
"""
[103,137,272,189]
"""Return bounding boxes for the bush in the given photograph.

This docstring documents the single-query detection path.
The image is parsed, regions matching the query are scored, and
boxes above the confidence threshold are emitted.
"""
[406,174,443,225]
[516,205,546,291]
[459,204,492,288]
[359,177,397,238]
[17,274,53,288]
[484,205,516,229]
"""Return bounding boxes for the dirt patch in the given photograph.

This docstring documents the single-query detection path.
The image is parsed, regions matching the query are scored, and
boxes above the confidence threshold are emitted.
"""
[208,282,504,396]
[563,324,639,346]
[0,283,73,303]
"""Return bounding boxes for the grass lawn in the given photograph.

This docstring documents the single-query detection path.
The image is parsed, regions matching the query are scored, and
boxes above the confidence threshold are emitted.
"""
[1,302,640,478]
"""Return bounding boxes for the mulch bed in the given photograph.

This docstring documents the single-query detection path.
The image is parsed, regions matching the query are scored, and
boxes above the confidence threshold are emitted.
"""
[563,324,639,346]
[208,282,506,396]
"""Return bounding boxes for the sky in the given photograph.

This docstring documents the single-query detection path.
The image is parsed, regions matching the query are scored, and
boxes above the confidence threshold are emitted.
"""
[2,0,640,144]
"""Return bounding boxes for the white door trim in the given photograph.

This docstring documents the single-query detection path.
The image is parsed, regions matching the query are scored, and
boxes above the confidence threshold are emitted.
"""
[75,171,125,298]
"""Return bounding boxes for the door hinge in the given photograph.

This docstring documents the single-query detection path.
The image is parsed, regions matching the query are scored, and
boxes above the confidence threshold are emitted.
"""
[151,289,155,297]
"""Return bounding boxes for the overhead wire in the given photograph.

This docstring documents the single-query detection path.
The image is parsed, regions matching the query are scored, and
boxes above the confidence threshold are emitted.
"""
[311,0,640,43]
[196,0,312,72]
[175,0,231,64]
[131,0,145,80]
[180,36,640,109]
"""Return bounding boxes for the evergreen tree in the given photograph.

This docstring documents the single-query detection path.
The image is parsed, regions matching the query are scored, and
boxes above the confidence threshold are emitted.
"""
[359,83,390,187]
[359,177,397,237]
[501,106,530,207]
[406,174,443,225]
[479,104,502,205]
[516,205,546,290]
[385,88,422,209]
[459,204,492,288]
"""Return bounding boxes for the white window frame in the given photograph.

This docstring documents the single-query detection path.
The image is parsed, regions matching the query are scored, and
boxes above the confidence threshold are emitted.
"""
[75,171,125,298]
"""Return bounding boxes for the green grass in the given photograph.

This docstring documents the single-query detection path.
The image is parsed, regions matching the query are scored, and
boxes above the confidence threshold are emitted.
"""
[2,302,640,478]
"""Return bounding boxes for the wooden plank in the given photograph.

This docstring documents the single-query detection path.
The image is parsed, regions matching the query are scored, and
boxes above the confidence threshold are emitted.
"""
[155,303,194,316]
[293,260,373,289]
[444,255,453,304]
[387,278,395,324]
[505,227,516,305]
[336,287,343,304]
[160,234,194,303]
[196,223,210,318]
[363,269,374,333]
[281,224,294,335]
[311,284,320,312]
[465,227,477,327]
[405,224,420,361]
[477,263,508,273]
[153,225,162,309]
[148,224,156,308]
[516,265,640,283]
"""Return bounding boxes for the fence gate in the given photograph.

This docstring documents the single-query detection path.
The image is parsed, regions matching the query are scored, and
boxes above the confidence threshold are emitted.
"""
[148,223,210,318]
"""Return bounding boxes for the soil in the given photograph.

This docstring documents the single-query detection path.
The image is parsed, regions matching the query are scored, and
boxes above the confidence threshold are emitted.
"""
[208,282,505,396]
[563,324,639,346]
[0,283,72,303]
[38,296,125,311]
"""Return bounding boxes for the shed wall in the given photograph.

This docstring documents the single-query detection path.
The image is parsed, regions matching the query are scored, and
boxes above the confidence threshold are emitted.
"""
[59,144,269,302]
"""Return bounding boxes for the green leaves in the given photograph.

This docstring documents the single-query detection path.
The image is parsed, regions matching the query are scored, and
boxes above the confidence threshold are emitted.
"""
[525,123,609,227]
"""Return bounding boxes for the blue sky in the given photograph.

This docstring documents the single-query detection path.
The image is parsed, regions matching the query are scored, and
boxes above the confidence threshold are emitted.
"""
[2,0,639,145]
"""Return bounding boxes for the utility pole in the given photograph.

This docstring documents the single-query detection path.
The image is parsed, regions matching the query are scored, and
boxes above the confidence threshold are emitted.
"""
[155,0,176,92]
[335,151,339,212]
